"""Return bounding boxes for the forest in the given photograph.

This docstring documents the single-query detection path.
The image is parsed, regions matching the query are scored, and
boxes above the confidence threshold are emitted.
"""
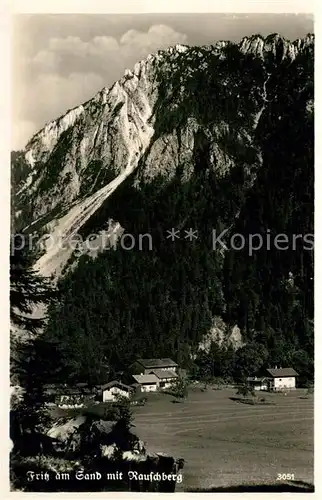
[12,40,314,388]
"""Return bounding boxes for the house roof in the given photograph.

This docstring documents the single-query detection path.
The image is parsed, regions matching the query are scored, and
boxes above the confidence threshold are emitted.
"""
[43,383,60,389]
[91,420,116,436]
[266,368,299,378]
[150,369,178,380]
[44,383,65,394]
[100,380,133,392]
[132,374,159,385]
[60,387,95,395]
[137,358,178,368]
[45,386,81,395]
[246,377,267,382]
[44,384,97,395]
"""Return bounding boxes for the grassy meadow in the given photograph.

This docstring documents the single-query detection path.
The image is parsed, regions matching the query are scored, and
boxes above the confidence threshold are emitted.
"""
[132,386,314,491]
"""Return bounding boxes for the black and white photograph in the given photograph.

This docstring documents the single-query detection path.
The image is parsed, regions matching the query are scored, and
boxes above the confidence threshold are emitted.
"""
[9,2,314,493]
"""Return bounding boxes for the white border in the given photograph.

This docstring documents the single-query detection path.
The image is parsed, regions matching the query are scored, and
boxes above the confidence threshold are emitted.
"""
[6,0,317,14]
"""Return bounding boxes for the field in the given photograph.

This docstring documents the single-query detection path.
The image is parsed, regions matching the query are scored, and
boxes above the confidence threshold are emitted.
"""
[132,387,314,491]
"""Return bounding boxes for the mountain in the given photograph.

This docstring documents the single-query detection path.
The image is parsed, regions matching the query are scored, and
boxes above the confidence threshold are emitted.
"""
[11,34,314,384]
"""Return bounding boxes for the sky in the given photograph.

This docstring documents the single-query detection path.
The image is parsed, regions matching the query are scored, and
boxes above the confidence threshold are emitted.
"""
[11,13,314,150]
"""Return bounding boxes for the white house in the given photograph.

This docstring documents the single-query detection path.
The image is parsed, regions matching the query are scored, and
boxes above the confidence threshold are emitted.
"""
[150,369,178,389]
[246,376,268,391]
[44,385,95,408]
[132,374,159,392]
[101,381,134,402]
[265,367,298,391]
[133,358,178,375]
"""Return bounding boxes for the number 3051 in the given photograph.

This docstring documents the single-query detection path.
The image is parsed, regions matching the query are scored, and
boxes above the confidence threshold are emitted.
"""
[277,473,295,481]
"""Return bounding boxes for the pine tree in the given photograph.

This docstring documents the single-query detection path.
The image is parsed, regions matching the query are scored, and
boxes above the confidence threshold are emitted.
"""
[10,243,56,453]
[10,239,55,335]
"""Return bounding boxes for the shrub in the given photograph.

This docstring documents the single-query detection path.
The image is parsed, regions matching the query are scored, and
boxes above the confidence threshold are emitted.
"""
[168,377,188,399]
[236,384,255,399]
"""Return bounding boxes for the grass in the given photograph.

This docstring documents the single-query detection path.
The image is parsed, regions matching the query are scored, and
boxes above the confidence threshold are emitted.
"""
[132,387,313,491]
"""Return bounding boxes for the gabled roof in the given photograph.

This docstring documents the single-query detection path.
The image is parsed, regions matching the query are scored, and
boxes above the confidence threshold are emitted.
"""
[62,387,96,395]
[266,368,299,378]
[150,369,178,380]
[137,358,178,369]
[246,376,267,382]
[100,380,133,392]
[91,420,116,436]
[58,387,82,395]
[132,374,159,385]
[44,384,97,395]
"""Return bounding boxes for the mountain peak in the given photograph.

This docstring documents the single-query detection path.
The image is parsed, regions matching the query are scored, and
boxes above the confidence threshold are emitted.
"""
[14,32,314,279]
[240,32,314,61]
[168,43,189,53]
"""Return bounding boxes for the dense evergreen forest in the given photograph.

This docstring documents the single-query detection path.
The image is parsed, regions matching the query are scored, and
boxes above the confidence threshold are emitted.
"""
[12,40,314,387]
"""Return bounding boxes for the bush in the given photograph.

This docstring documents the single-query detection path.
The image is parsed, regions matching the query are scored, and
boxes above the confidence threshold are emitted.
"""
[212,377,225,390]
[168,377,188,399]
[236,384,255,399]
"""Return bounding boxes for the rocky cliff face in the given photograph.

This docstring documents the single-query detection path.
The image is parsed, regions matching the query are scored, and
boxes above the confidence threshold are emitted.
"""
[12,33,314,359]
[240,33,314,61]
[14,34,313,279]
[16,58,157,275]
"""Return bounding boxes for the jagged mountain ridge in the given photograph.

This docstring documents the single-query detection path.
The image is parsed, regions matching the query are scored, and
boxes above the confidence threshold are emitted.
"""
[11,32,313,376]
[13,33,314,279]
